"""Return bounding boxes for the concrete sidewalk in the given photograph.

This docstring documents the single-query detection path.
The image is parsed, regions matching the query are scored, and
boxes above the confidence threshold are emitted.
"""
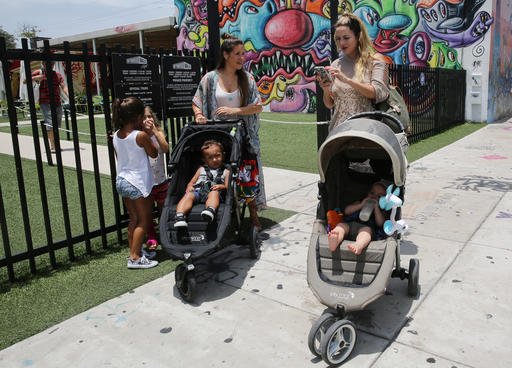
[1,119,512,367]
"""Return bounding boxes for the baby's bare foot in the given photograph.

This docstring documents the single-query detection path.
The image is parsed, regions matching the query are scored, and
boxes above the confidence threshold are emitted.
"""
[328,232,341,252]
[347,243,365,255]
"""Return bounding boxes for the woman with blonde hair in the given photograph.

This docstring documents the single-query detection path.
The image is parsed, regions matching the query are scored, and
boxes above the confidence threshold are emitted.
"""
[317,13,390,130]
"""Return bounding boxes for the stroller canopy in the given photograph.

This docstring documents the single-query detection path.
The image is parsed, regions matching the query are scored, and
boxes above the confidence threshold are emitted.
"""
[318,118,407,186]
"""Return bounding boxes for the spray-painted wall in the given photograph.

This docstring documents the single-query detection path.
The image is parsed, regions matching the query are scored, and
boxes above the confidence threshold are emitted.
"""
[487,0,512,122]
[175,0,496,120]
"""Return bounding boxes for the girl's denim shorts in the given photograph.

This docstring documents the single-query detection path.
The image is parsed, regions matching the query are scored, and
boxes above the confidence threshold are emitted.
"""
[116,177,143,200]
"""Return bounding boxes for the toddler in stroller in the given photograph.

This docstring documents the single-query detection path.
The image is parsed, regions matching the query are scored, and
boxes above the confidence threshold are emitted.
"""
[160,121,262,302]
[307,112,419,365]
[173,140,230,227]
[328,181,387,254]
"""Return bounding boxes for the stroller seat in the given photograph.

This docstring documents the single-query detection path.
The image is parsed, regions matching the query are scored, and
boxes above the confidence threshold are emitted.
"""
[167,201,228,239]
[316,235,389,286]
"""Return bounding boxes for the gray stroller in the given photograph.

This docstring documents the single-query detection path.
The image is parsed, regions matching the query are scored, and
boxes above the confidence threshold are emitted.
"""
[307,112,419,365]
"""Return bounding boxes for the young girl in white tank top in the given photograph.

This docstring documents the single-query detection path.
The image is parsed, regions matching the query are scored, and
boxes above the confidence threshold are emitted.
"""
[112,97,159,269]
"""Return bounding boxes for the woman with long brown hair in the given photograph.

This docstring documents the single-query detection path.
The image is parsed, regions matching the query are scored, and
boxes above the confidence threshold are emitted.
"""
[192,33,267,233]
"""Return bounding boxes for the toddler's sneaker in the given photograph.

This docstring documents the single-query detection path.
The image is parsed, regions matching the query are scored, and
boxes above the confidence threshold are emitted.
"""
[201,207,216,223]
[174,213,187,228]
[127,255,158,269]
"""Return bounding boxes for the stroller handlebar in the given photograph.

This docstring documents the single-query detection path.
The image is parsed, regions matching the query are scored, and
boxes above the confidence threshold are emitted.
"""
[192,119,244,126]
[346,111,405,134]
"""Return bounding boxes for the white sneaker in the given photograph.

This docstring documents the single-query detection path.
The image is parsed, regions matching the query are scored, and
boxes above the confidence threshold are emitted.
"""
[201,207,215,223]
[127,255,158,269]
[174,213,188,228]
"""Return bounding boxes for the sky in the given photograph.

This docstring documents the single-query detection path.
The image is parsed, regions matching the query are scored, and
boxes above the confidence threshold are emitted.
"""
[0,0,177,43]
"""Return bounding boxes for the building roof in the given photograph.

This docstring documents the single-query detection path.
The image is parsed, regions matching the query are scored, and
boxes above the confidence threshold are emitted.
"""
[36,17,178,51]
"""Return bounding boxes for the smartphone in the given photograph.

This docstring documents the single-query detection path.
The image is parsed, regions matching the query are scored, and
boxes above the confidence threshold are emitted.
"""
[314,66,332,83]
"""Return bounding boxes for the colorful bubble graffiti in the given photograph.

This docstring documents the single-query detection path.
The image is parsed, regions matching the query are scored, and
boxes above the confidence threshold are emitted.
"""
[487,0,512,122]
[175,0,494,113]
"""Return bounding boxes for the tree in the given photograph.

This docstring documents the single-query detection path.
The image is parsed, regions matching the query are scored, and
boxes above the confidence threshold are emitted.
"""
[0,26,16,49]
[17,23,41,39]
[17,23,41,49]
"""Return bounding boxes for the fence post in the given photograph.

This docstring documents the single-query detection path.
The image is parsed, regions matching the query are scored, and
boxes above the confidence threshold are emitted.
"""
[316,84,330,149]
[1,38,37,273]
[64,107,71,140]
[460,69,466,123]
[99,43,124,245]
[43,39,75,261]
[0,183,15,282]
[434,68,441,133]
[40,121,53,166]
[330,0,339,61]
[207,0,220,71]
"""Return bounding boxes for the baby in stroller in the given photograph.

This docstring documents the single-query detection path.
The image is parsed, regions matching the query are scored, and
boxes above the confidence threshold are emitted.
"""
[174,140,230,227]
[328,181,387,254]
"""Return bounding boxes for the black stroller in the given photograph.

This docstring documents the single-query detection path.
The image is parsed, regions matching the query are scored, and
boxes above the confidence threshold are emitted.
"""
[307,112,419,365]
[159,120,260,302]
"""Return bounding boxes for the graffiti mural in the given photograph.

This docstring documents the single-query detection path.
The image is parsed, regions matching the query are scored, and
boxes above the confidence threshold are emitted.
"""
[487,0,512,122]
[175,0,494,113]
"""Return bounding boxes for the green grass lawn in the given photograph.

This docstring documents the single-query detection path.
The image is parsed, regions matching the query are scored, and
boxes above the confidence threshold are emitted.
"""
[0,112,485,351]
[0,114,111,146]
[0,149,295,351]
[260,113,486,172]
[0,154,117,261]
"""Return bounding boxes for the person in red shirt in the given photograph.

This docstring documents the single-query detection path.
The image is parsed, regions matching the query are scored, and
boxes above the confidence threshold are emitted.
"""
[31,61,69,153]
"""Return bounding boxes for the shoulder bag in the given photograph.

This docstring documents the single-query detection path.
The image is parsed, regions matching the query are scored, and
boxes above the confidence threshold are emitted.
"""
[375,85,411,135]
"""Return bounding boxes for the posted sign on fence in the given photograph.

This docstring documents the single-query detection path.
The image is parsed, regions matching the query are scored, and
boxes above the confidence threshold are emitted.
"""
[112,53,162,117]
[162,56,201,117]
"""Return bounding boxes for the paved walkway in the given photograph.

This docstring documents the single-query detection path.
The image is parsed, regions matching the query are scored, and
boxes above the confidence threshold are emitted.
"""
[1,118,512,367]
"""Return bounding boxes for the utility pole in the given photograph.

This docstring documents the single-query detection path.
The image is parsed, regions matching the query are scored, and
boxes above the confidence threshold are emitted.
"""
[207,0,221,71]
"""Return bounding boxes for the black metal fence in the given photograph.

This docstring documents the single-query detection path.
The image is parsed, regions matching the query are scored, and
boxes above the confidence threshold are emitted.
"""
[1,35,466,282]
[316,64,466,145]
[390,64,466,143]
[0,38,206,282]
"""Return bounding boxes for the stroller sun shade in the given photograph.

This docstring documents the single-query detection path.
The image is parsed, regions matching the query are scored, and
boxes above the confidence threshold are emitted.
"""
[318,119,407,186]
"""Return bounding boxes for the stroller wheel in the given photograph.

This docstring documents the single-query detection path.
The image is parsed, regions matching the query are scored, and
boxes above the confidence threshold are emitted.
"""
[175,264,197,302]
[408,258,420,297]
[320,319,357,365]
[307,312,337,357]
[248,225,261,259]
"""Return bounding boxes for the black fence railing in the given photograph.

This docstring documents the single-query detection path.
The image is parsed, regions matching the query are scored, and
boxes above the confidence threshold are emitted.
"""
[390,64,466,143]
[1,34,466,282]
[317,64,466,145]
[0,38,207,282]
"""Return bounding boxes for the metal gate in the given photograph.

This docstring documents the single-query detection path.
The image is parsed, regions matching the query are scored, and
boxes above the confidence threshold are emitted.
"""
[0,37,207,281]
